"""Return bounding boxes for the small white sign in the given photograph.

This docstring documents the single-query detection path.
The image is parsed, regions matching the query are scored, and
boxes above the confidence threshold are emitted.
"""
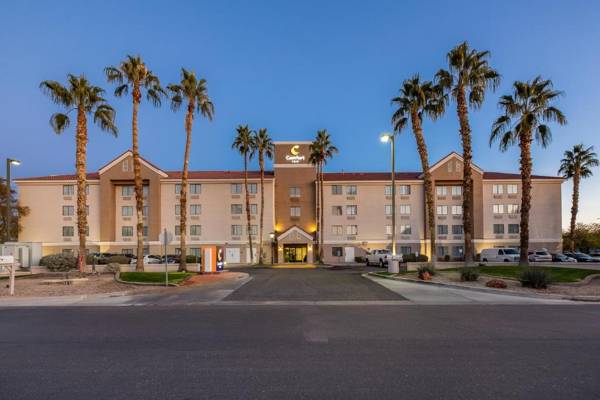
[158,231,174,245]
[0,256,15,265]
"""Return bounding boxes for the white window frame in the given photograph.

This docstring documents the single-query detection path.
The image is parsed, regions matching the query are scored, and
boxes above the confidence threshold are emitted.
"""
[346,225,358,235]
[436,205,448,215]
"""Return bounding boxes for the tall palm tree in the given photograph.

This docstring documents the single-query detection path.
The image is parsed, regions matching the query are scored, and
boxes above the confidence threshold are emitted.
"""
[232,125,256,264]
[392,75,446,265]
[251,128,274,265]
[308,143,323,262]
[558,144,598,251]
[490,76,566,266]
[40,74,117,272]
[105,55,165,272]
[167,68,214,272]
[436,42,500,266]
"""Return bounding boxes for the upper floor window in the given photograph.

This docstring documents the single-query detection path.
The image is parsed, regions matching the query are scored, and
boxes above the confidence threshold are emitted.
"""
[436,186,447,196]
[190,225,202,236]
[331,206,343,216]
[507,184,518,194]
[175,204,181,216]
[384,185,393,196]
[346,185,357,195]
[122,186,134,196]
[190,184,202,194]
[437,225,448,235]
[231,225,243,236]
[385,225,393,235]
[63,185,74,196]
[248,225,258,236]
[290,206,301,217]
[346,225,358,235]
[399,185,411,195]
[452,225,464,235]
[62,226,74,237]
[493,224,504,234]
[451,186,462,196]
[231,204,243,214]
[250,204,258,215]
[122,159,129,172]
[507,204,520,214]
[436,205,448,215]
[346,205,357,215]
[175,184,182,195]
[384,205,393,216]
[122,226,134,237]
[493,204,504,214]
[400,224,412,235]
[451,205,463,215]
[142,226,149,237]
[399,205,411,215]
[143,205,149,217]
[122,206,134,216]
[62,205,74,216]
[142,185,149,197]
[231,183,243,194]
[190,204,201,215]
[289,187,300,197]
[493,184,503,195]
[508,224,520,234]
[248,183,258,194]
[331,185,343,195]
[332,225,343,235]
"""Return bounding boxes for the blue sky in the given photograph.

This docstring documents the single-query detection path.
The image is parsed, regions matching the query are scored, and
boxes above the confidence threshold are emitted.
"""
[1,0,599,227]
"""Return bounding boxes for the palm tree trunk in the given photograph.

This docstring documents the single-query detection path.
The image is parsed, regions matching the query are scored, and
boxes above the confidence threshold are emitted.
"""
[569,172,580,252]
[132,85,144,272]
[258,153,265,265]
[456,87,474,266]
[314,162,321,263]
[319,161,324,264]
[411,110,436,266]
[179,102,194,272]
[75,105,88,273]
[519,130,533,267]
[244,154,254,264]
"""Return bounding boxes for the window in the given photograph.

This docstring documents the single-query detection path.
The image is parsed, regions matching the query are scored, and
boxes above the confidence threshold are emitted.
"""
[451,205,463,215]
[436,186,447,196]
[290,206,301,217]
[190,204,201,215]
[250,204,258,215]
[384,185,393,196]
[122,226,134,237]
[399,205,411,215]
[175,184,182,195]
[332,225,343,235]
[231,204,243,214]
[332,247,343,257]
[231,225,242,236]
[143,185,149,197]
[346,225,358,235]
[175,225,180,235]
[332,206,343,216]
[346,185,357,195]
[452,246,464,257]
[507,204,520,214]
[248,183,258,194]
[142,226,149,237]
[190,225,201,236]
[63,185,74,196]
[248,225,258,235]
[452,225,463,235]
[331,185,343,195]
[400,224,411,235]
[62,205,74,216]
[399,185,411,195]
[385,225,392,235]
[507,184,518,194]
[175,204,181,216]
[122,206,134,216]
[437,205,448,215]
[143,205,149,217]
[437,225,448,235]
[190,184,201,194]
[143,246,150,256]
[493,204,504,214]
[493,224,505,234]
[84,225,89,236]
[231,183,242,194]
[437,246,448,256]
[493,184,504,195]
[122,249,133,255]
[451,186,462,196]
[122,186,134,196]
[384,205,393,216]
[508,224,520,234]
[400,246,412,254]
[289,187,300,197]
[346,205,357,215]
[62,226,74,237]
[190,248,201,257]
[122,159,129,172]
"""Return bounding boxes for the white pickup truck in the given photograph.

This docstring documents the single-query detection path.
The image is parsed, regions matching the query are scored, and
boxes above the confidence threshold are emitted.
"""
[365,249,393,267]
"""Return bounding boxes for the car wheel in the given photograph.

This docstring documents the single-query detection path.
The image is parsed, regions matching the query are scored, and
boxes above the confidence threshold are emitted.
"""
[482,258,488,262]
[504,258,510,262]
[365,260,370,266]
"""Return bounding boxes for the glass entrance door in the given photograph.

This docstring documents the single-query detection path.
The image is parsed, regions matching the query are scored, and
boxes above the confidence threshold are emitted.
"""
[283,244,308,263]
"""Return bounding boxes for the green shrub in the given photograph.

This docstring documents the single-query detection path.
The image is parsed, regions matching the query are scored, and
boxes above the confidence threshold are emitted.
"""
[417,264,436,277]
[459,267,480,282]
[105,263,121,274]
[106,255,131,265]
[519,268,551,289]
[402,253,429,262]
[39,254,77,272]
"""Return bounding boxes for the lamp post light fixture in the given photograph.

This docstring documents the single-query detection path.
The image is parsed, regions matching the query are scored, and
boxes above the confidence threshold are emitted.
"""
[5,158,21,243]
[269,232,276,265]
[380,133,396,257]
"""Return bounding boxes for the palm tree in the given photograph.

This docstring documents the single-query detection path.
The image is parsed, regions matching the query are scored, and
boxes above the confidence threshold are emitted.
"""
[308,143,323,262]
[40,74,117,272]
[436,42,500,266]
[167,68,214,272]
[232,125,256,264]
[251,128,274,265]
[490,76,566,266]
[105,55,165,272]
[558,144,598,251]
[392,75,446,265]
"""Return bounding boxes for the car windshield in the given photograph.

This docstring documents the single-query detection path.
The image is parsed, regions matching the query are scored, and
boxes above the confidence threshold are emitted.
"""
[536,251,549,255]
[503,249,518,255]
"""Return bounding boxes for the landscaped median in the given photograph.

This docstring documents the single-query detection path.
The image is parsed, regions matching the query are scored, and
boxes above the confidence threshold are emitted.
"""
[117,272,195,286]
[369,265,600,301]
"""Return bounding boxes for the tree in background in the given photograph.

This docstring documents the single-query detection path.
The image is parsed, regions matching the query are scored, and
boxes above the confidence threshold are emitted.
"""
[40,75,117,272]
[308,143,323,262]
[392,75,446,265]
[566,223,600,252]
[490,76,566,266]
[168,68,214,272]
[251,128,274,265]
[0,178,29,243]
[105,55,165,272]
[436,42,500,266]
[558,144,598,251]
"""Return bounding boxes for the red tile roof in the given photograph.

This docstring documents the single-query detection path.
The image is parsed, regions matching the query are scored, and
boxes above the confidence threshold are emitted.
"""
[483,172,561,180]
[165,171,274,179]
[323,172,421,181]
[16,173,100,181]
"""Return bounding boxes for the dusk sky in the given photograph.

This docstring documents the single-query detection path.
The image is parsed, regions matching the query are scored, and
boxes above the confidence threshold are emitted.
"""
[1,0,599,228]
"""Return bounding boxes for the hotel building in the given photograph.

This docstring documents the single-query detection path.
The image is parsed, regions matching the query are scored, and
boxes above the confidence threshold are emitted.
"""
[14,142,563,264]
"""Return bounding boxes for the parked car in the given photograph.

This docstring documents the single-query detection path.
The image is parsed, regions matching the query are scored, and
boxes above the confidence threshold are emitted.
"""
[552,253,577,263]
[480,248,519,263]
[563,252,594,262]
[366,249,392,267]
[129,255,162,265]
[528,249,552,262]
[588,249,600,257]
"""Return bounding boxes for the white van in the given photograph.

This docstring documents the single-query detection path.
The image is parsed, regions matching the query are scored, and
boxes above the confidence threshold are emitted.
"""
[480,248,519,263]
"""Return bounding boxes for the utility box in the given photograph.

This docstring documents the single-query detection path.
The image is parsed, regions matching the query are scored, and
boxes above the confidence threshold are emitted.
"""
[202,246,224,273]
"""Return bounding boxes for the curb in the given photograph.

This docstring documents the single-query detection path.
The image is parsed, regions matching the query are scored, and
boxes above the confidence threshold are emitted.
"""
[365,272,598,301]
[114,272,180,287]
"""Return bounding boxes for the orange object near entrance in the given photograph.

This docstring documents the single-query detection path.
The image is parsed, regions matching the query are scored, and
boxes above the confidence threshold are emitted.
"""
[201,246,224,273]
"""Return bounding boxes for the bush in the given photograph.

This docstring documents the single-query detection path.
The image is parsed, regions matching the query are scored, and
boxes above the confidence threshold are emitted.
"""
[519,268,551,289]
[355,256,366,263]
[106,255,131,265]
[486,279,507,289]
[402,253,429,262]
[39,254,77,272]
[417,264,436,278]
[459,267,480,282]
[105,263,121,274]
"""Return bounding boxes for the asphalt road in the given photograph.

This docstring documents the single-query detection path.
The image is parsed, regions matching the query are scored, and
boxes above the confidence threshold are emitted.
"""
[1,304,600,400]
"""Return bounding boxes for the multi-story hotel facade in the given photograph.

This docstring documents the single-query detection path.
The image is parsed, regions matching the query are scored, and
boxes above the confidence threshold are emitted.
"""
[15,142,564,264]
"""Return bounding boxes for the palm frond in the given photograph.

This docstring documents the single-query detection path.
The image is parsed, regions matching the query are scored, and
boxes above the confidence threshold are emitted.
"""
[49,113,70,134]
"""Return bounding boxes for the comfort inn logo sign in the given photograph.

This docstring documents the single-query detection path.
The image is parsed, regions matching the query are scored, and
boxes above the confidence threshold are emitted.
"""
[285,145,306,164]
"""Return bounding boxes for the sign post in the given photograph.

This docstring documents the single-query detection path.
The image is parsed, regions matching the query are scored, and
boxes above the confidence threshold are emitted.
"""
[158,229,173,287]
[1,256,15,295]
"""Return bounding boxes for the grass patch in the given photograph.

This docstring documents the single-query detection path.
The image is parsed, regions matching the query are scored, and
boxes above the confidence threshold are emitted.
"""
[119,272,194,285]
[443,265,597,283]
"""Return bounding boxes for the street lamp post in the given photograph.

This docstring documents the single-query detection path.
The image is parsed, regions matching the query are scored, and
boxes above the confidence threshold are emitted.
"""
[4,158,21,243]
[269,232,275,265]
[380,133,396,256]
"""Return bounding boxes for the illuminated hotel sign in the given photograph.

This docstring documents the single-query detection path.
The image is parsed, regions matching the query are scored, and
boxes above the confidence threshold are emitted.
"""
[285,145,306,164]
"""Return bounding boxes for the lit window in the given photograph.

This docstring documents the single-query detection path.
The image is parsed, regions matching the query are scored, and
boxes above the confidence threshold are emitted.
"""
[507,184,518,194]
[62,226,74,237]
[289,187,300,197]
[346,205,357,215]
[63,185,74,196]
[437,205,448,215]
[290,206,301,217]
[331,206,343,216]
[62,205,74,216]
[332,225,343,235]
[190,184,202,194]
[437,225,448,235]
[331,185,342,195]
[190,225,202,236]
[451,186,462,196]
[122,226,133,237]
[346,225,358,235]
[436,186,447,196]
[399,185,411,195]
[346,185,357,195]
[385,225,393,235]
[400,224,411,235]
[231,204,243,214]
[399,205,411,215]
[451,205,463,215]
[190,204,201,215]
[231,183,243,194]
[493,184,504,195]
[507,204,520,214]
[384,205,393,216]
[493,204,504,214]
